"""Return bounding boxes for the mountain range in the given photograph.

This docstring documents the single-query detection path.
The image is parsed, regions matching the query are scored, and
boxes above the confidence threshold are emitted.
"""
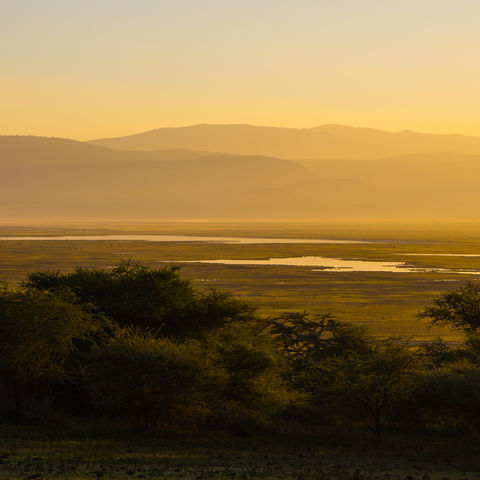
[2,124,480,220]
[91,124,480,160]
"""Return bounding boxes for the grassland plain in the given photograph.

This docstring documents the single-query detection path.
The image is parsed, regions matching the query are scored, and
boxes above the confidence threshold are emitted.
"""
[2,221,480,340]
[2,221,480,479]
[1,425,480,480]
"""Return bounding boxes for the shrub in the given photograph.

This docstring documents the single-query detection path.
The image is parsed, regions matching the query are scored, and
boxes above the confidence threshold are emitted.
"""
[403,362,480,430]
[85,327,216,429]
[0,285,103,422]
[307,339,419,438]
[204,323,295,426]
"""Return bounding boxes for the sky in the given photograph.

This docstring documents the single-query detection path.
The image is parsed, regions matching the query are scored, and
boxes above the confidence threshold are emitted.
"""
[2,0,480,140]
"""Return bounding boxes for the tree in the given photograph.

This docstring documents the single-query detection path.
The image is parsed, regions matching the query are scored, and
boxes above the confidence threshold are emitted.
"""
[24,260,258,338]
[24,261,195,334]
[204,323,294,426]
[418,281,480,333]
[0,285,103,422]
[310,339,418,439]
[419,337,472,369]
[266,312,371,387]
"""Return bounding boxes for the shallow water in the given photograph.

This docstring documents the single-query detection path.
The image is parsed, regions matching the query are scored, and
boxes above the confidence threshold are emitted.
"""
[0,234,368,244]
[180,256,480,274]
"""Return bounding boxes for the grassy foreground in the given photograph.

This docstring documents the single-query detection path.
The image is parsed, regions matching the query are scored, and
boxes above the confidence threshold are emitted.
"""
[1,425,480,480]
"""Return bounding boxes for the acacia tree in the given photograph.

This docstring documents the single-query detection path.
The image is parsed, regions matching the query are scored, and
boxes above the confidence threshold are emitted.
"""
[266,312,371,387]
[24,260,258,338]
[310,339,419,439]
[205,322,293,424]
[418,281,480,333]
[0,285,103,422]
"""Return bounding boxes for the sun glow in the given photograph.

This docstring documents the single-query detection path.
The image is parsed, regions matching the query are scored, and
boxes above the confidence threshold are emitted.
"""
[2,0,480,139]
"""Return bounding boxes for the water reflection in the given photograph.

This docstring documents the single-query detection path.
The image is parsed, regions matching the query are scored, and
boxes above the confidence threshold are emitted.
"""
[0,235,368,244]
[183,256,480,274]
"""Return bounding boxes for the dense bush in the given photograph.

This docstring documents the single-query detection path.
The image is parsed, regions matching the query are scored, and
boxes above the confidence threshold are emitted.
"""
[0,285,104,422]
[24,260,257,338]
[2,262,286,428]
[204,323,295,428]
[86,327,216,429]
[310,339,420,437]
[402,362,480,430]
[2,266,480,437]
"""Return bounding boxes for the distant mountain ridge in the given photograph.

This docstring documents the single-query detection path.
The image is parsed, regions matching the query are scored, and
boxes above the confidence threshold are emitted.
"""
[0,136,379,219]
[3,134,480,220]
[0,135,225,166]
[90,124,480,160]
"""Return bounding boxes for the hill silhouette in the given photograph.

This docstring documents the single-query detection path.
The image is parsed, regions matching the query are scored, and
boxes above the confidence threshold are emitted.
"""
[299,152,480,189]
[4,134,480,220]
[90,124,480,160]
[0,136,379,219]
[0,135,224,166]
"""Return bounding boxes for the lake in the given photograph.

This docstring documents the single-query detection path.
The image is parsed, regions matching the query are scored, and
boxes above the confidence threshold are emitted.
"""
[177,256,480,274]
[0,234,369,244]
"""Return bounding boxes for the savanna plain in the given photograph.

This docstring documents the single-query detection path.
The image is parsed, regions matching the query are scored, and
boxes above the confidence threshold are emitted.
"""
[2,220,480,479]
[2,220,479,340]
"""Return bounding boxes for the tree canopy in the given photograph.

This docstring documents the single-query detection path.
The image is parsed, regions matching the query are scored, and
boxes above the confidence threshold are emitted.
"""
[418,281,480,333]
[24,260,257,338]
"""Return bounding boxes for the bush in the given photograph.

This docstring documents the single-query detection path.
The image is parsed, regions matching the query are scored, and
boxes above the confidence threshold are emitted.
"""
[204,323,296,426]
[307,339,419,438]
[403,362,480,430]
[85,327,217,429]
[0,285,103,422]
[419,337,473,368]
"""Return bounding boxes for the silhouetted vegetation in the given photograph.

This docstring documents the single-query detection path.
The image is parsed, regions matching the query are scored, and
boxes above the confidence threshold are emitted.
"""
[2,261,480,442]
[86,327,212,430]
[418,280,480,333]
[24,260,256,338]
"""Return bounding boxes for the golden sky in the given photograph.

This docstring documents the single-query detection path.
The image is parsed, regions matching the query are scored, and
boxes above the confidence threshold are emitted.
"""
[2,0,480,140]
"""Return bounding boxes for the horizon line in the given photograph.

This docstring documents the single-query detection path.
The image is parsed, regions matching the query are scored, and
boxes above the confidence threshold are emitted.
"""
[91,122,479,141]
[3,122,480,142]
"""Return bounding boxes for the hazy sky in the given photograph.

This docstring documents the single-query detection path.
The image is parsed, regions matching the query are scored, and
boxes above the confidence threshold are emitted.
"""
[2,0,480,139]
